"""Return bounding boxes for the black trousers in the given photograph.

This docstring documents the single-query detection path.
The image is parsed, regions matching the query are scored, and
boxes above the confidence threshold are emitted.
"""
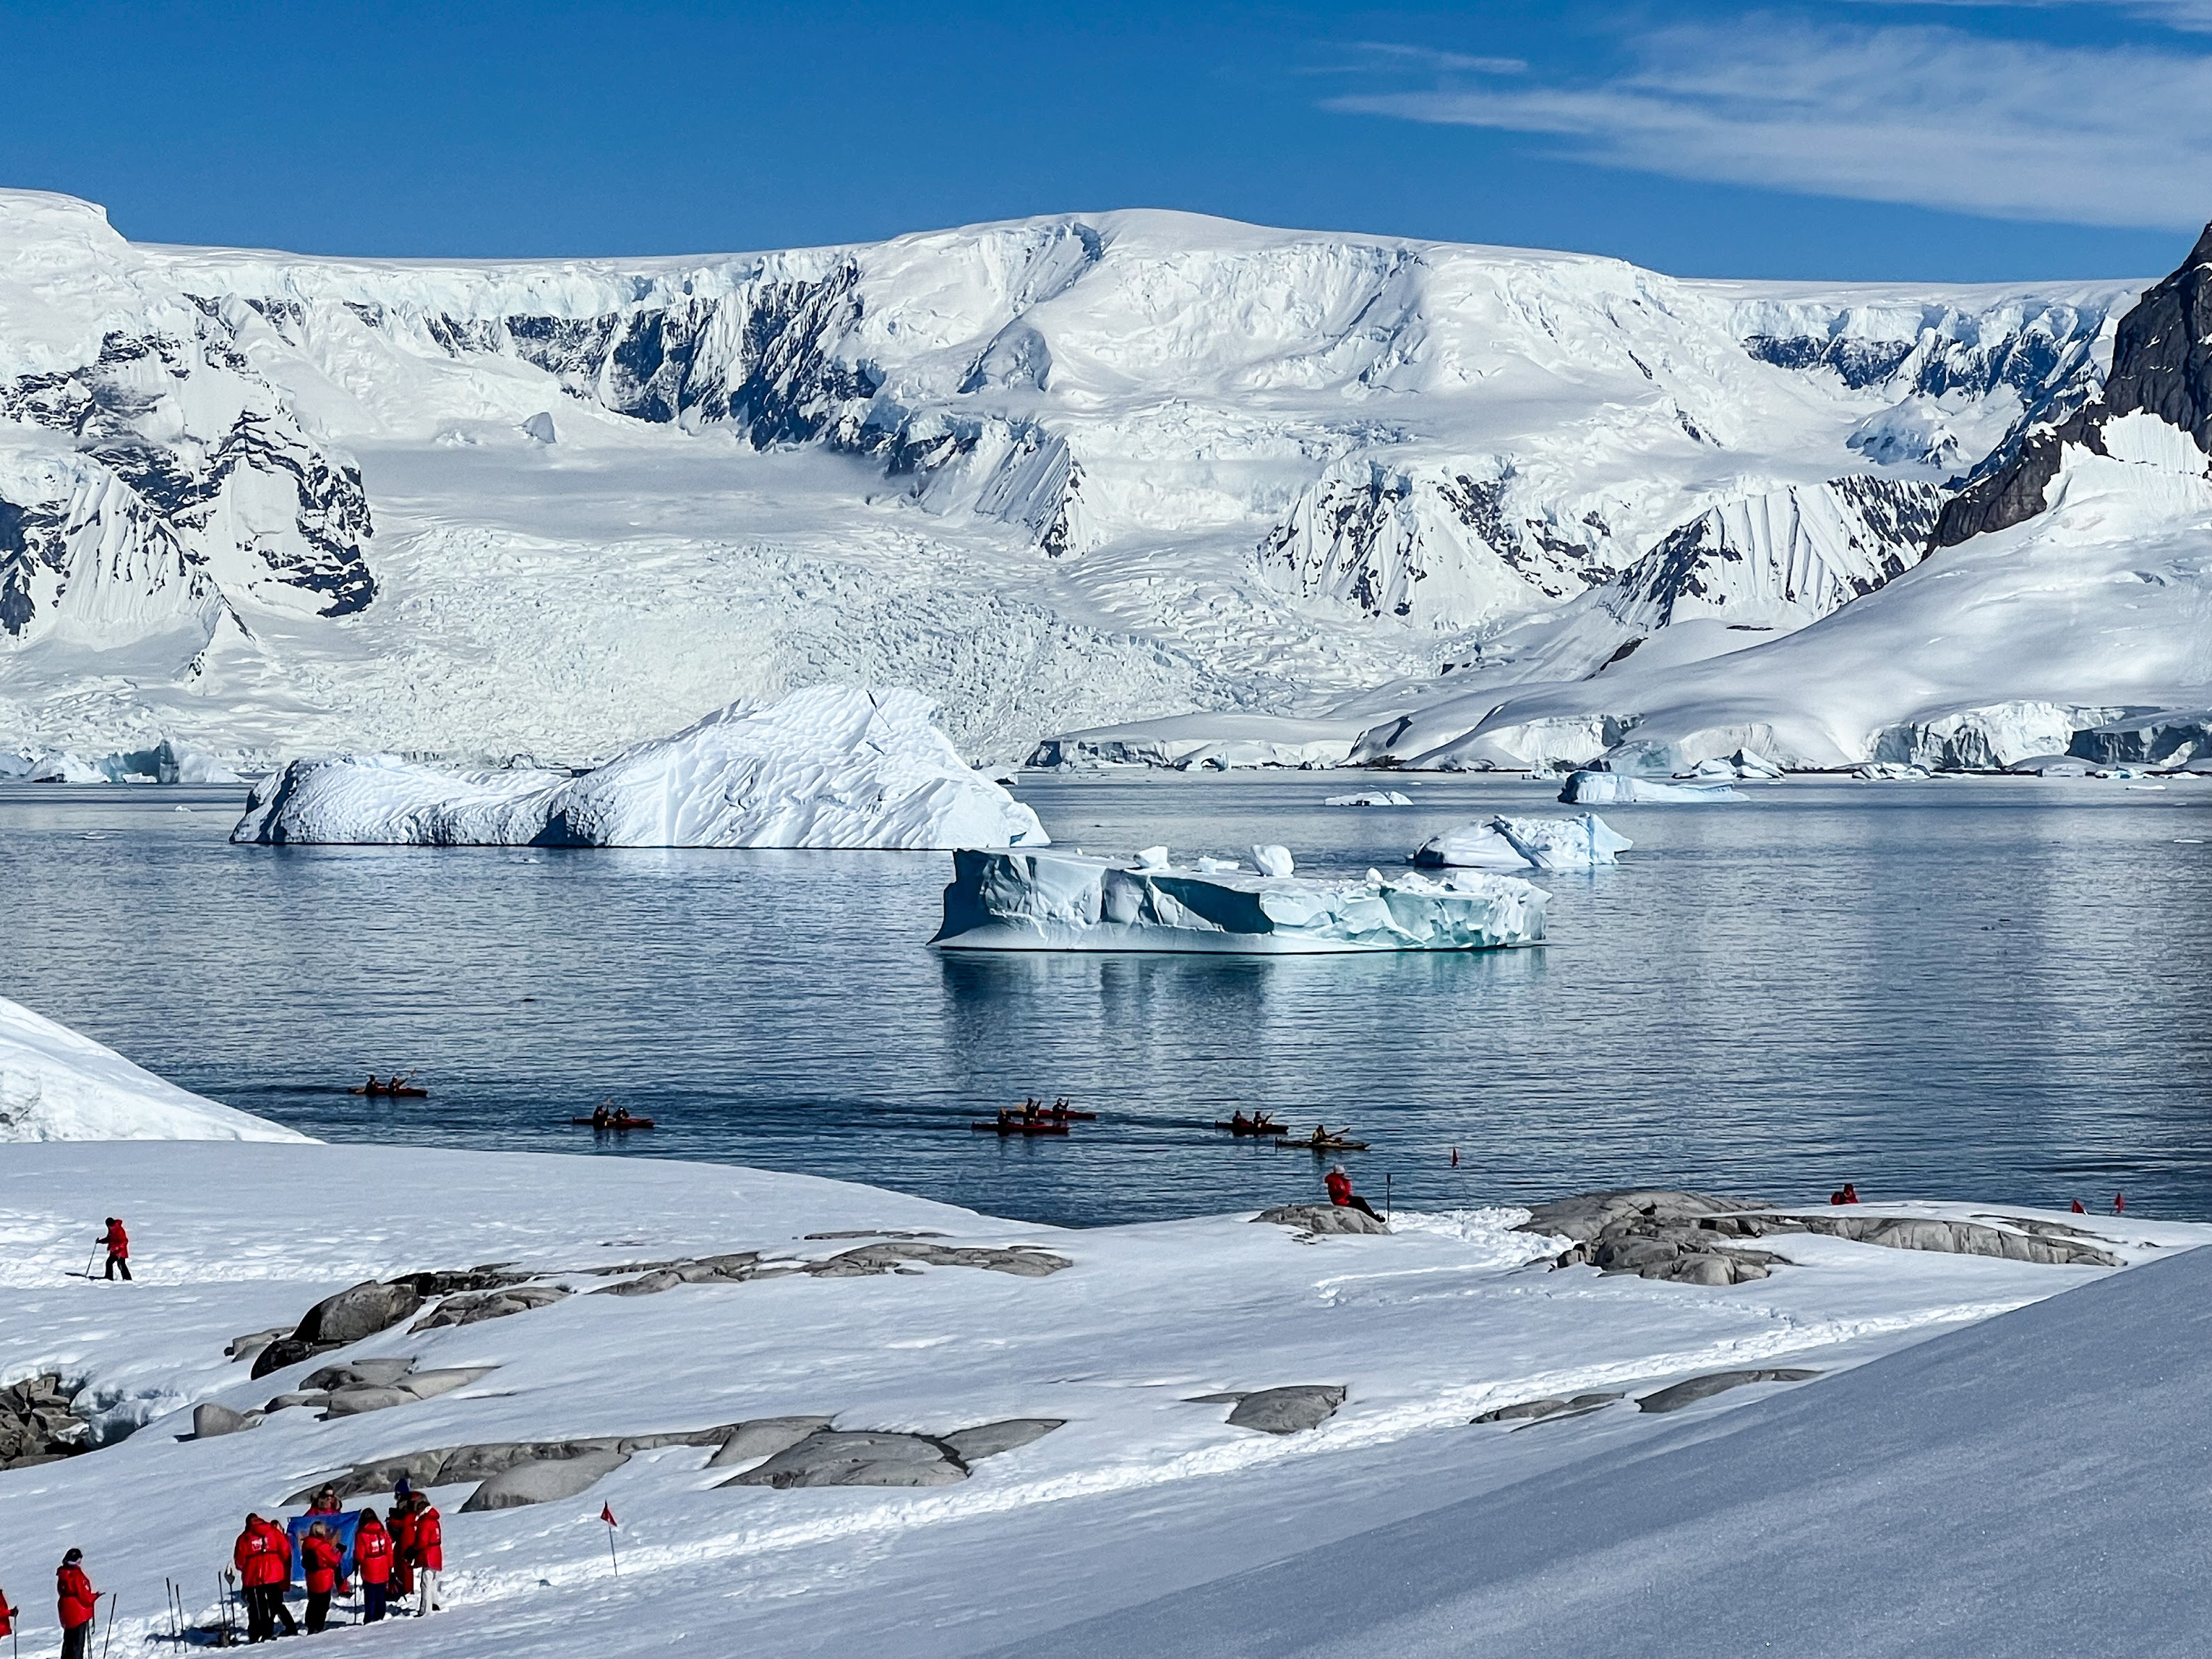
[363,1582,388,1622]
[62,1623,92,1659]
[306,1590,331,1633]
[1346,1195,1381,1220]
[246,1584,283,1642]
[105,1253,131,1280]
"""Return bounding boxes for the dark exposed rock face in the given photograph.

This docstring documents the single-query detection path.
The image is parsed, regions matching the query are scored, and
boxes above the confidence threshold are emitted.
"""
[0,1373,90,1469]
[1936,224,2212,548]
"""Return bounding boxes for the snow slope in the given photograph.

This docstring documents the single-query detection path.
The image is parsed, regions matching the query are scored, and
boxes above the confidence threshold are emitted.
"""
[0,1140,2199,1659]
[0,995,306,1142]
[0,188,2141,764]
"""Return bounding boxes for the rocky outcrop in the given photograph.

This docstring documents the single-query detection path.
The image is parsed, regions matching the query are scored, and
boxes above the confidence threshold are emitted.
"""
[704,1417,837,1467]
[1936,224,2212,547]
[411,1283,570,1330]
[0,1373,88,1469]
[252,1279,427,1376]
[591,1240,1070,1296]
[721,1417,1065,1489]
[1252,1205,1389,1237]
[1187,1387,1346,1434]
[1472,1391,1623,1426]
[1522,1190,2126,1283]
[1635,1368,1822,1414]
[462,1449,630,1512]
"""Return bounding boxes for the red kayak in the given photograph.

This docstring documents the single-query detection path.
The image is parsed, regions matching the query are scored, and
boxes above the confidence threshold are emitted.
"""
[971,1121,1071,1137]
[572,1116,656,1130]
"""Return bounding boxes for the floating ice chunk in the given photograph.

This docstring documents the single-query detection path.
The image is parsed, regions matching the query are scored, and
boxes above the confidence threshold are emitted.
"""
[1134,845,1171,868]
[1417,814,1631,870]
[521,411,557,444]
[1676,750,1779,782]
[1854,761,1932,782]
[1194,856,1241,873]
[1251,844,1294,877]
[1323,791,1413,807]
[231,687,1049,850]
[933,849,1547,954]
[1560,771,1740,804]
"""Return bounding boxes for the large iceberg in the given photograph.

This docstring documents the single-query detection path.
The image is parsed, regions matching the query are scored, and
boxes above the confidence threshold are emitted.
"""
[1560,771,1740,804]
[933,849,1548,954]
[1416,814,1631,871]
[0,996,309,1143]
[233,688,1050,850]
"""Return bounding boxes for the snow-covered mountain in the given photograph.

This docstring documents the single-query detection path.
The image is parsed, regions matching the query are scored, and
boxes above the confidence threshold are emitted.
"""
[0,188,2147,763]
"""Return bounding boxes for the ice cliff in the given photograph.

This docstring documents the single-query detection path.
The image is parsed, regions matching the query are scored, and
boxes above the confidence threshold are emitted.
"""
[231,686,1048,850]
[933,848,1546,953]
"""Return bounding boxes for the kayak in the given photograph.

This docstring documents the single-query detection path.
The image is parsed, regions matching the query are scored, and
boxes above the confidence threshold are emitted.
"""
[1284,1137,1369,1153]
[971,1121,1071,1136]
[1044,1109,1099,1121]
[572,1117,656,1130]
[1214,1120,1289,1135]
[350,1084,428,1098]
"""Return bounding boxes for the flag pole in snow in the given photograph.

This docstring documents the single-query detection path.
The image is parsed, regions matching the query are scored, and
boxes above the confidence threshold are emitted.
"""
[601,1504,620,1576]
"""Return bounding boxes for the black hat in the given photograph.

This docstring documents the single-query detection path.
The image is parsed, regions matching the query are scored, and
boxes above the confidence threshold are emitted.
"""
[63,1549,82,1563]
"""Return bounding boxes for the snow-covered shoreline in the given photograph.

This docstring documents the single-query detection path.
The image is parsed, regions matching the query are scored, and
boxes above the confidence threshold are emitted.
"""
[1,1132,2200,1658]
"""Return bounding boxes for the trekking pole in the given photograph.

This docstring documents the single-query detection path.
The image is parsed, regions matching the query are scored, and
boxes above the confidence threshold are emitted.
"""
[100,1599,119,1659]
[1385,1173,1392,1225]
[82,1244,99,1279]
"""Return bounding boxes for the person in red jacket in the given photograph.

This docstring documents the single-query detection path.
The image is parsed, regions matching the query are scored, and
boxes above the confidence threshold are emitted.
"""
[390,1498,418,1600]
[56,1550,98,1659]
[409,1495,444,1616]
[353,1509,395,1624]
[0,1582,19,1641]
[99,1218,131,1282]
[1323,1166,1381,1221]
[301,1522,345,1633]
[233,1514,281,1642]
[258,1518,298,1637]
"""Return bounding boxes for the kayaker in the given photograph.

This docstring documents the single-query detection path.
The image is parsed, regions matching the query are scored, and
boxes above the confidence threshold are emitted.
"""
[591,1100,611,1129]
[1325,1166,1382,1221]
[364,1074,381,1093]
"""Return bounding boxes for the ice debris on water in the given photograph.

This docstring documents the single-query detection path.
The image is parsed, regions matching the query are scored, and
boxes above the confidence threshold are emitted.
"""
[229,687,1048,850]
[933,848,1546,954]
[1251,844,1294,877]
[1323,791,1413,807]
[1559,771,1740,804]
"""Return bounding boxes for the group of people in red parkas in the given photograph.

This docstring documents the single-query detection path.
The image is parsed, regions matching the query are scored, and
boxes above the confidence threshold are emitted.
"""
[230,1488,443,1642]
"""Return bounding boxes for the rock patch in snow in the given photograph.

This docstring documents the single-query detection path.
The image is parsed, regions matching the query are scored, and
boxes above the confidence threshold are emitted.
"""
[1251,1204,1389,1237]
[1636,1369,1824,1414]
[1208,1387,1348,1435]
[704,1417,839,1467]
[463,1449,631,1512]
[724,1430,968,1489]
[231,686,1050,851]
[1472,1392,1624,1426]
[1,1373,90,1469]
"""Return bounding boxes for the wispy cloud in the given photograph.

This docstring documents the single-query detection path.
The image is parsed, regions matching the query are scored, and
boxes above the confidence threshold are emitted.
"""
[1838,0,2212,33]
[1328,17,2212,230]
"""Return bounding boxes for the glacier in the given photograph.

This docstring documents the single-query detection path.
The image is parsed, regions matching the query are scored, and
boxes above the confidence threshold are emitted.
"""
[0,188,2154,768]
[231,686,1048,850]
[932,848,1547,953]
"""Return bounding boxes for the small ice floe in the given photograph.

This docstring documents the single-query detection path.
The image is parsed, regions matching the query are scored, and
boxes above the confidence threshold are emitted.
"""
[1323,790,1414,807]
[934,849,1547,954]
[1251,844,1295,877]
[1415,814,1631,871]
[1560,771,1740,804]
[1675,749,1783,782]
[1854,761,1932,782]
[1194,856,1241,873]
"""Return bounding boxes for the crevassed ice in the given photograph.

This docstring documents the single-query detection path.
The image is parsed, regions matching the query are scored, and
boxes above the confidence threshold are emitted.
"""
[231,687,1049,850]
[934,849,1548,954]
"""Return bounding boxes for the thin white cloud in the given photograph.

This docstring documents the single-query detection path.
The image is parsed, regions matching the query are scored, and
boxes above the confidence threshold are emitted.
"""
[1839,0,2212,32]
[1328,17,2212,230]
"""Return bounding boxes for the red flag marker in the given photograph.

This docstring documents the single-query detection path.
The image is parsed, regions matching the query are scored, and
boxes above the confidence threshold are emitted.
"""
[600,1503,620,1575]
[600,1505,618,1528]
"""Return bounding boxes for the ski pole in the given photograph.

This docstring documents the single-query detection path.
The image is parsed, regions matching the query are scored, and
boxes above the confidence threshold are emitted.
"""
[100,1599,119,1659]
[83,1245,99,1279]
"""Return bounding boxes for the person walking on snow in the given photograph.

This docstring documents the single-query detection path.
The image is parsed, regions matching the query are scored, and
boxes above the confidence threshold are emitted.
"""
[98,1218,130,1281]
[302,1522,344,1633]
[56,1551,97,1659]
[353,1509,394,1624]
[1324,1166,1381,1221]
[390,1493,418,1601]
[0,1581,20,1644]
[408,1494,444,1615]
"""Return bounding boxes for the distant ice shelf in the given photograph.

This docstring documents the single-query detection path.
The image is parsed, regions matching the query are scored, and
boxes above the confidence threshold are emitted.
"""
[932,848,1547,954]
[231,687,1049,850]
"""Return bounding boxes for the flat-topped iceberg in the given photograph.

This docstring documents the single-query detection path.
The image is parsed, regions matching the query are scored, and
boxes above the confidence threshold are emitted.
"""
[233,687,1049,850]
[1560,770,1740,804]
[1416,814,1631,871]
[934,848,1548,954]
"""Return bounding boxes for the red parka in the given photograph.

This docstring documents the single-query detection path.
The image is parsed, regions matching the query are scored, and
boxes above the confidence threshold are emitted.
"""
[57,1564,97,1630]
[0,1588,18,1637]
[101,1221,128,1259]
[257,1519,293,1582]
[234,1524,286,1589]
[1324,1169,1352,1207]
[302,1532,344,1596]
[353,1521,394,1585]
[412,1506,444,1573]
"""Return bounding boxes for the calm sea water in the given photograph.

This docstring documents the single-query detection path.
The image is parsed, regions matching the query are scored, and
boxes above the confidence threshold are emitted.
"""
[3,774,2209,1225]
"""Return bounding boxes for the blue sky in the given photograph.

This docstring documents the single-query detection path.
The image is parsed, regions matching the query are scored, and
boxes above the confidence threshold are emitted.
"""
[4,0,2206,279]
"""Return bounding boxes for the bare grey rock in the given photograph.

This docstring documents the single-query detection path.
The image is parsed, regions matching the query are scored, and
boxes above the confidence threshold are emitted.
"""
[722,1430,966,1489]
[413,1284,570,1331]
[323,1386,418,1418]
[263,1391,331,1412]
[304,1357,417,1391]
[1776,1212,2122,1268]
[942,1419,1064,1462]
[399,1367,497,1401]
[1252,1205,1388,1236]
[1225,1387,1346,1435]
[805,1242,1071,1279]
[226,1328,289,1364]
[1472,1392,1624,1424]
[706,1417,839,1467]
[1519,1191,1763,1244]
[1637,1369,1823,1414]
[462,1449,629,1511]
[803,1230,948,1241]
[190,1402,258,1439]
[297,1280,425,1346]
